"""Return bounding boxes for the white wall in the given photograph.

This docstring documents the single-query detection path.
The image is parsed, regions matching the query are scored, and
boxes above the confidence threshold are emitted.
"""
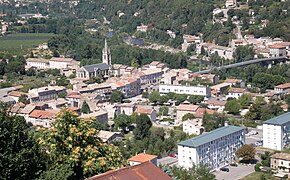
[263,124,283,150]
[159,84,211,97]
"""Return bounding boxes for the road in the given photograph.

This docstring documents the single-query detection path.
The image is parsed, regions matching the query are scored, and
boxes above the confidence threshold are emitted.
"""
[214,164,255,180]
[196,57,288,74]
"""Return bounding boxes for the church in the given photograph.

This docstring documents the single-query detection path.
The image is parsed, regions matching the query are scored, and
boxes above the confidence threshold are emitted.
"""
[76,39,111,80]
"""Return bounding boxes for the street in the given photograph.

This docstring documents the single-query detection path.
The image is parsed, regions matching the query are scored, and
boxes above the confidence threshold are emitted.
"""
[214,164,255,180]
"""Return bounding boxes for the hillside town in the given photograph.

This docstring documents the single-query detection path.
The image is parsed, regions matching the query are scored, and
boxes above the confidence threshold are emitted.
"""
[1,0,290,179]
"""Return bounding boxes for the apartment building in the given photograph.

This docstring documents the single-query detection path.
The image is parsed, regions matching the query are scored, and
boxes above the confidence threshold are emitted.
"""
[263,112,290,151]
[159,84,211,97]
[178,125,245,170]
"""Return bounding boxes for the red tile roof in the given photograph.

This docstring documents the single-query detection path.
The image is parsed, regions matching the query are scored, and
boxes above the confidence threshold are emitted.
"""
[8,91,26,97]
[176,104,199,112]
[275,83,290,89]
[128,153,157,163]
[228,87,245,93]
[135,107,154,115]
[269,45,286,49]
[195,108,215,118]
[29,110,56,119]
[88,162,172,180]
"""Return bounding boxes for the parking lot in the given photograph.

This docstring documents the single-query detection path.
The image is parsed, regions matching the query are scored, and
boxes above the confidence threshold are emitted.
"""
[245,128,263,145]
[214,164,255,180]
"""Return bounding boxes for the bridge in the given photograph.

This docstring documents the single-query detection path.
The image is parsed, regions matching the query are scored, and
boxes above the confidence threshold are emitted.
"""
[195,57,289,74]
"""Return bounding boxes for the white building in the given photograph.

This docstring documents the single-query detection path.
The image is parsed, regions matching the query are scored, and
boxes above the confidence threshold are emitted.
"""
[269,45,287,57]
[178,125,245,170]
[26,58,49,69]
[274,83,290,93]
[49,57,80,70]
[159,84,211,97]
[263,112,290,151]
[226,88,245,99]
[128,153,158,166]
[183,119,204,135]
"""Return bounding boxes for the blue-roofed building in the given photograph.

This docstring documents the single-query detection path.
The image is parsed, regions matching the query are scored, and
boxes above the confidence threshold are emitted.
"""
[263,112,290,150]
[178,124,245,170]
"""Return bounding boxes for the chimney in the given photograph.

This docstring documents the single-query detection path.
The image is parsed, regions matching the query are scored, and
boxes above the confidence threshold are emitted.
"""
[224,121,229,127]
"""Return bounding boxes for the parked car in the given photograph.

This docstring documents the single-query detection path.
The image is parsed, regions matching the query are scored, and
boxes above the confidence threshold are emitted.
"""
[220,167,229,172]
[230,163,238,167]
[249,130,258,135]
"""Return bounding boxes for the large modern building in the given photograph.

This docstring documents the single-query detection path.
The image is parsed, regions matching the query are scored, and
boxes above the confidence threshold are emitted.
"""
[178,125,245,170]
[263,112,290,151]
[159,84,211,97]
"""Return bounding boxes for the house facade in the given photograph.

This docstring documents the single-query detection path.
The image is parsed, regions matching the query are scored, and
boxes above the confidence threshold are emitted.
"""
[178,125,245,170]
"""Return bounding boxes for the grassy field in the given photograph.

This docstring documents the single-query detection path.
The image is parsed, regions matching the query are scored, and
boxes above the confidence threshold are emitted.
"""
[0,33,54,54]
[241,172,275,180]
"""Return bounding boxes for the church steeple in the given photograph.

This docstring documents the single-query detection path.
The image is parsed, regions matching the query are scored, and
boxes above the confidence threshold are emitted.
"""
[102,39,111,66]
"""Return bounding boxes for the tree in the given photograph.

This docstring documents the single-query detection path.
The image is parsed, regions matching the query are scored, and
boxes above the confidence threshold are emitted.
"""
[133,114,152,140]
[233,45,255,62]
[0,106,46,179]
[182,113,195,121]
[225,99,241,115]
[142,91,149,98]
[159,106,169,116]
[236,144,256,162]
[18,94,29,104]
[164,164,215,180]
[149,91,160,104]
[26,67,36,76]
[110,91,124,103]
[39,109,124,179]
[114,114,131,134]
[203,113,228,131]
[158,95,169,104]
[239,94,252,107]
[57,92,67,98]
[81,101,90,114]
[188,95,204,105]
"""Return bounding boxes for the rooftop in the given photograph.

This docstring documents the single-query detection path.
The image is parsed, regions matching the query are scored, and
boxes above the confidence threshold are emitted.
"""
[275,83,290,89]
[128,153,157,163]
[272,153,290,161]
[26,58,49,63]
[176,104,199,112]
[228,87,245,93]
[98,130,121,142]
[178,125,245,148]
[88,161,171,180]
[50,57,75,62]
[81,63,110,73]
[264,112,290,125]
[135,107,154,114]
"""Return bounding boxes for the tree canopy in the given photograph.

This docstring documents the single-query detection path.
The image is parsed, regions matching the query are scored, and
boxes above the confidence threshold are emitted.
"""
[38,108,124,178]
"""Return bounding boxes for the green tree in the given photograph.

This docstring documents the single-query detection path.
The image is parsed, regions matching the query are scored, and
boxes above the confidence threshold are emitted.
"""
[225,99,241,115]
[18,94,29,104]
[188,95,204,105]
[110,91,124,103]
[236,144,256,162]
[165,164,215,180]
[133,114,152,140]
[142,91,149,98]
[0,106,46,179]
[114,114,131,134]
[57,92,66,98]
[239,94,252,107]
[159,106,169,116]
[81,101,90,114]
[203,113,228,131]
[39,108,124,179]
[182,113,195,121]
[234,45,255,62]
[149,91,161,104]
[159,95,169,104]
[26,67,36,76]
